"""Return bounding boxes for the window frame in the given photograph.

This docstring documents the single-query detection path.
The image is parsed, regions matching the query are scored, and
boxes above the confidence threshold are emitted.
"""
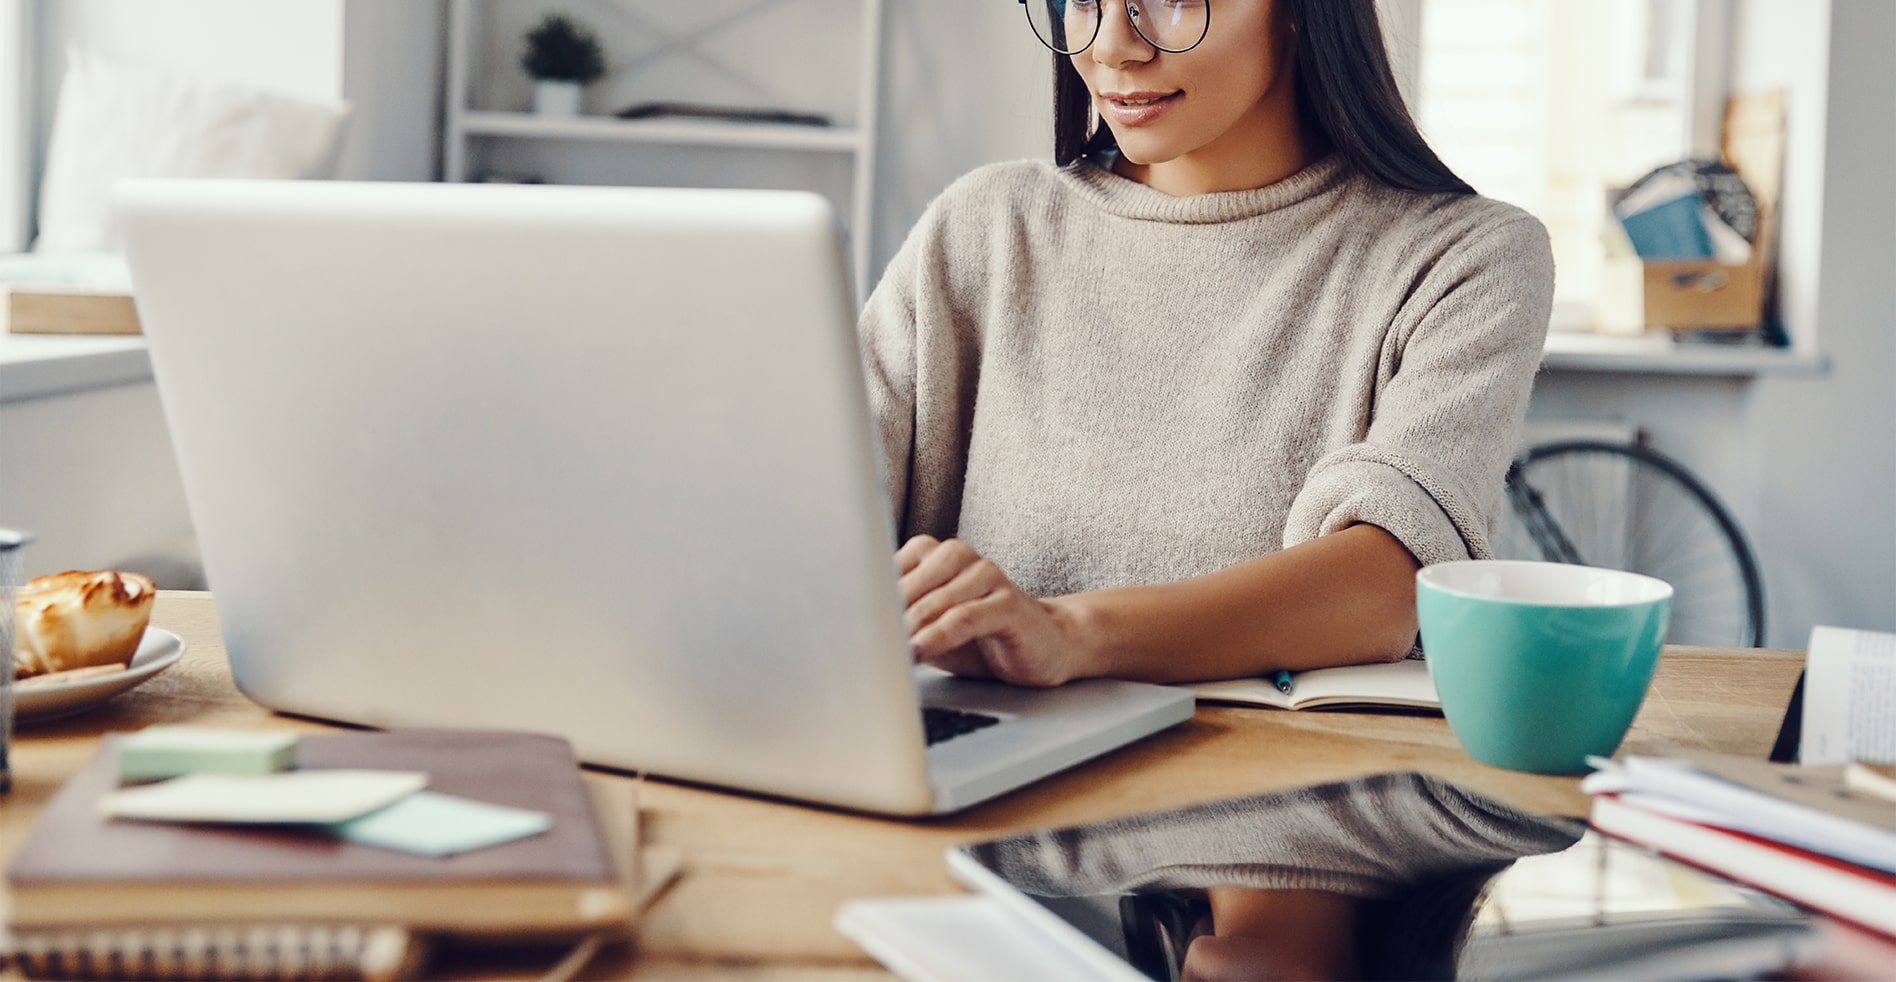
[1387,0,1733,328]
[0,0,30,252]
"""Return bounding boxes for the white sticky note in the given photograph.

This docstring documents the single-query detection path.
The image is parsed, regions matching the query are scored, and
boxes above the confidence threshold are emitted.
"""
[101,770,429,824]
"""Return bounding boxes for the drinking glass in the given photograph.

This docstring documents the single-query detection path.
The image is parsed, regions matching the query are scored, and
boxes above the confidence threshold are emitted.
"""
[0,529,27,794]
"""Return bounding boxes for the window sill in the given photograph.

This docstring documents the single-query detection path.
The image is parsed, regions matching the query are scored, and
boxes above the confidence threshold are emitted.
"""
[0,333,151,403]
[1541,331,1828,377]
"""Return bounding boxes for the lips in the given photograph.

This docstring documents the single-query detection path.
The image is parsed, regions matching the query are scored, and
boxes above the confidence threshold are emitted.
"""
[1099,90,1182,127]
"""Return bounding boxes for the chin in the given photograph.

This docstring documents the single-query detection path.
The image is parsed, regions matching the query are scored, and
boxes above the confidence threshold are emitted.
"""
[1108,140,1179,167]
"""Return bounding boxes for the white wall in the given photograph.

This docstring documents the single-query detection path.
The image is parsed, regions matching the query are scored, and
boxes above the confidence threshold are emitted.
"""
[339,1,444,181]
[869,2,1047,276]
[2,379,202,586]
[1741,0,1896,644]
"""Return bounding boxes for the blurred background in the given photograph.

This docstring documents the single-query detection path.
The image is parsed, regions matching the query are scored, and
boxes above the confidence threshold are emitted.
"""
[0,0,1889,651]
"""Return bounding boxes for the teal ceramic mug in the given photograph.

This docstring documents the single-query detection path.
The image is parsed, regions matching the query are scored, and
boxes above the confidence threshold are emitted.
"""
[1416,560,1672,775]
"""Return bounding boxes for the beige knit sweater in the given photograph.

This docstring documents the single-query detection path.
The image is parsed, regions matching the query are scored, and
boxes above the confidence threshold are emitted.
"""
[859,154,1554,599]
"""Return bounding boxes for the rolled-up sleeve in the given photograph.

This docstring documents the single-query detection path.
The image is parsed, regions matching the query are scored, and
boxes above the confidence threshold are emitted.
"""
[1284,216,1556,566]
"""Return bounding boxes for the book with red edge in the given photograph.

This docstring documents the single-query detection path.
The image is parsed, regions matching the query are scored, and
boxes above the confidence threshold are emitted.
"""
[1590,793,1896,939]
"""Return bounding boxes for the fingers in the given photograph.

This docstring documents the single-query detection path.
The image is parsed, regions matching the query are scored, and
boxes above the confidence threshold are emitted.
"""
[905,554,1009,637]
[894,536,1072,687]
[897,536,985,610]
[894,534,936,575]
[896,535,1002,663]
[910,590,1014,662]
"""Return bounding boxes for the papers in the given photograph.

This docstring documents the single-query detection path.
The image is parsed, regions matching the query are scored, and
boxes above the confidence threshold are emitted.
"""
[1801,625,1896,765]
[1583,753,1896,874]
[1617,191,1716,260]
[1612,162,1755,264]
[102,770,429,824]
[836,895,1110,982]
[1586,795,1896,939]
[1847,763,1896,803]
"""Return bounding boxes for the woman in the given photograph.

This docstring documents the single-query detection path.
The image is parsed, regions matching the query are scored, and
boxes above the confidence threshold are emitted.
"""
[861,0,1554,686]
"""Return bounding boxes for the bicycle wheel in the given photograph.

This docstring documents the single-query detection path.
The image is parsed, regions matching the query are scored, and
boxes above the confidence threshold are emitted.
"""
[1495,440,1765,648]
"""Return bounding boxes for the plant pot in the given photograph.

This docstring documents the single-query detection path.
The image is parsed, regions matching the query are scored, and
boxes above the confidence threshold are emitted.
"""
[532,80,583,116]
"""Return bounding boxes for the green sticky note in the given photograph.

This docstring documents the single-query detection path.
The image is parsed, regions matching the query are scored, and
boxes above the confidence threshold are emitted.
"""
[330,791,551,856]
[116,726,299,781]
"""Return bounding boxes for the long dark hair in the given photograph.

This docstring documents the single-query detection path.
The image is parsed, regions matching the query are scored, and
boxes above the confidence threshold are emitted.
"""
[1051,0,1473,195]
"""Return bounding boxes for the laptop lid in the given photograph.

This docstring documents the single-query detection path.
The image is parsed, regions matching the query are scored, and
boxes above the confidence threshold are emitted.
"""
[118,180,940,814]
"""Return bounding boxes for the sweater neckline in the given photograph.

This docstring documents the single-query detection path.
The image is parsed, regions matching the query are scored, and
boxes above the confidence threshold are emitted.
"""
[1056,152,1348,224]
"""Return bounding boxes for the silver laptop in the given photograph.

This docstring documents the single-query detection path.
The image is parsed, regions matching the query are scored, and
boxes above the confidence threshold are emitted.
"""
[116,179,1193,816]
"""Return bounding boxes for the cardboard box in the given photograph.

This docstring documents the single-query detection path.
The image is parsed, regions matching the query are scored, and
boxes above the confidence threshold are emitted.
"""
[1599,254,1767,333]
[1597,91,1785,336]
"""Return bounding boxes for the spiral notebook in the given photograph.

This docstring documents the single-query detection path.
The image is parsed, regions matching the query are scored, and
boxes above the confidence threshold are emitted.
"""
[4,730,637,980]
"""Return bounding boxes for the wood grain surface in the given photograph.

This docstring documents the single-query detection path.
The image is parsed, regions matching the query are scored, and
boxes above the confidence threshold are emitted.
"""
[0,593,1805,979]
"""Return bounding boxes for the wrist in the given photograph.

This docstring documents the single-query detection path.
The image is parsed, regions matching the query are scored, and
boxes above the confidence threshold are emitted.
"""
[1044,591,1119,682]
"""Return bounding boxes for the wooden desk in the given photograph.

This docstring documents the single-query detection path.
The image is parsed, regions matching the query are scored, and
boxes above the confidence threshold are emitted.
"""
[3,592,1805,978]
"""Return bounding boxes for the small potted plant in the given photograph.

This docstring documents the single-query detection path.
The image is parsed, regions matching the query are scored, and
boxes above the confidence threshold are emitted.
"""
[521,12,606,116]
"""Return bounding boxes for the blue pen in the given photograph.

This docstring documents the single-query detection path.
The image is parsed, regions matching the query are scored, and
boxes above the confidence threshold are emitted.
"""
[1270,669,1294,695]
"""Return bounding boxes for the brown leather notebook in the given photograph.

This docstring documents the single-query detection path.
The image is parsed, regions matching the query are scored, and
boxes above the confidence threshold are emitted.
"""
[7,729,631,935]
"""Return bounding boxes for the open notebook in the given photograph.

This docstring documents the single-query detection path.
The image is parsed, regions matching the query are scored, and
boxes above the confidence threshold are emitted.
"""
[1184,658,1439,712]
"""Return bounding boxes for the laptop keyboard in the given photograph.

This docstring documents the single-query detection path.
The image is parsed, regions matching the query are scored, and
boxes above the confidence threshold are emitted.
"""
[923,706,1001,746]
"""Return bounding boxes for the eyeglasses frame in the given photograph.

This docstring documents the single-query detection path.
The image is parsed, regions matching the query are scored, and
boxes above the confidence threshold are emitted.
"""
[1016,0,1212,56]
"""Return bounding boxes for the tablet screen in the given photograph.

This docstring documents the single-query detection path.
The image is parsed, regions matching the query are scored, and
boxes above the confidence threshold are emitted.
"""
[952,773,1814,981]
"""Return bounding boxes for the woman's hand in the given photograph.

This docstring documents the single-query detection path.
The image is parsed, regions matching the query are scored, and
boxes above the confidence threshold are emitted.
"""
[897,535,1091,687]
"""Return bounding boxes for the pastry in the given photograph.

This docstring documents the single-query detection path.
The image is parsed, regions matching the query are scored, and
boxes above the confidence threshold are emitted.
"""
[12,570,156,679]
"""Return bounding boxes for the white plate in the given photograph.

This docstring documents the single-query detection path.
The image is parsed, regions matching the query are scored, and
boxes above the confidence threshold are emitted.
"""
[10,627,187,724]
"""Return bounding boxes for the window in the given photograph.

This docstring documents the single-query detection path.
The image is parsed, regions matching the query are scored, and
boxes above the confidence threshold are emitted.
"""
[1408,0,1729,327]
[0,0,28,252]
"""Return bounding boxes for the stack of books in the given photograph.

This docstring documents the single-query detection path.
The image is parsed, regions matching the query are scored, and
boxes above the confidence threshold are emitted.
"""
[1583,751,1896,938]
[4,729,675,980]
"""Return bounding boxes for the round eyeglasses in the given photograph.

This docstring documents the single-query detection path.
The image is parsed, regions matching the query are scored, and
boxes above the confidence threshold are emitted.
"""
[1018,0,1210,56]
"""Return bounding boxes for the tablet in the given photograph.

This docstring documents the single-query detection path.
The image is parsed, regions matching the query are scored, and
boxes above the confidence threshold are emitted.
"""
[944,772,1818,981]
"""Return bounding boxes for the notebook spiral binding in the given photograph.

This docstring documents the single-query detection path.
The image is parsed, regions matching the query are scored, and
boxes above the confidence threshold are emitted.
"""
[8,923,422,981]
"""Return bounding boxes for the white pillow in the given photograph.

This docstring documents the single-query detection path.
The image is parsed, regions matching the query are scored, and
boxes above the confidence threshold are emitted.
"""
[33,46,352,254]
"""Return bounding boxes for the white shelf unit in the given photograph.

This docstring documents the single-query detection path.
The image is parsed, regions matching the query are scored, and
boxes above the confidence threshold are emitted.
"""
[442,0,884,294]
